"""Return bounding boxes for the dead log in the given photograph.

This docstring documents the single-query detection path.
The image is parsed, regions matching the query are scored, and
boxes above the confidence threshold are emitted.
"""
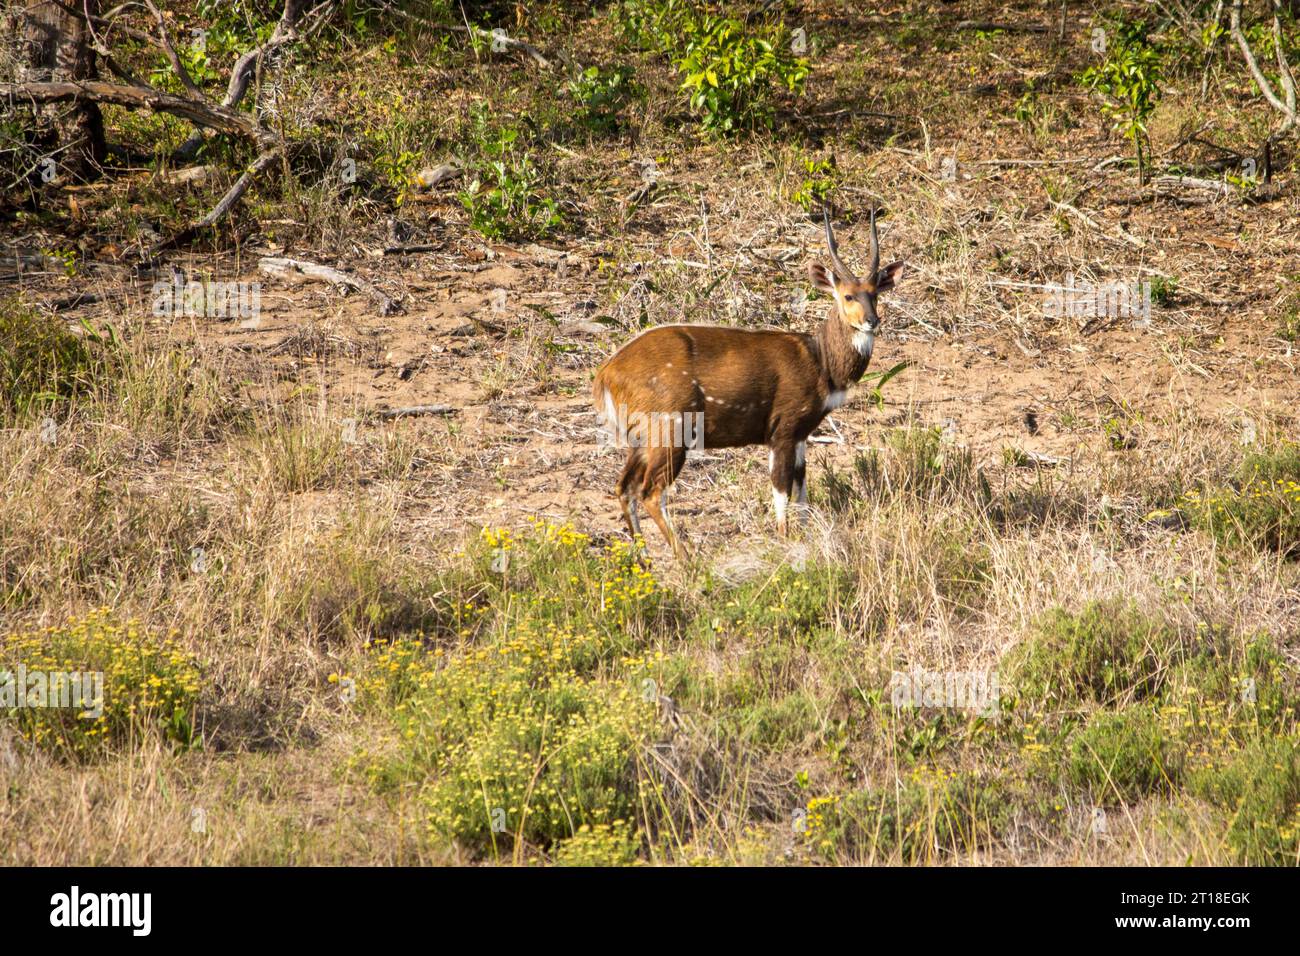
[258,256,399,315]
[373,405,457,420]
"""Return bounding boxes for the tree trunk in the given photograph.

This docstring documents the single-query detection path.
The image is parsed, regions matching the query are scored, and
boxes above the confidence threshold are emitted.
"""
[19,0,107,180]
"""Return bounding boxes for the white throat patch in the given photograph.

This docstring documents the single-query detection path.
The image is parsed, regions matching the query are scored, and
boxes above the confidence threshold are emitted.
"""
[852,328,875,358]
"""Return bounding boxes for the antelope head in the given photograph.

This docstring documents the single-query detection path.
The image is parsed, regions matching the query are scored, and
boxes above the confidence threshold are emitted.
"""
[808,207,906,358]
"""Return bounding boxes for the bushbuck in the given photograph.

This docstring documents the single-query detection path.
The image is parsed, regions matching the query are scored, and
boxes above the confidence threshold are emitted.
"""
[593,207,905,557]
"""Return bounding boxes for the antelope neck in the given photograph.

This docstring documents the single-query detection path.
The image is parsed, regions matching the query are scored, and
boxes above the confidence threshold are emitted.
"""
[812,314,874,392]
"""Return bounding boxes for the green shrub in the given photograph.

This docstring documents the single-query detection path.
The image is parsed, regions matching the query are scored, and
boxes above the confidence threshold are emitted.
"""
[705,562,847,644]
[460,155,562,240]
[0,609,202,760]
[1187,735,1300,865]
[359,520,675,856]
[1181,443,1300,557]
[0,298,114,418]
[1164,633,1294,735]
[676,14,809,133]
[458,110,562,240]
[614,0,694,54]
[789,154,837,212]
[804,768,1010,862]
[1078,18,1162,182]
[567,65,640,134]
[394,619,658,852]
[1011,600,1181,708]
[615,1,809,133]
[1066,705,1181,800]
[553,819,642,866]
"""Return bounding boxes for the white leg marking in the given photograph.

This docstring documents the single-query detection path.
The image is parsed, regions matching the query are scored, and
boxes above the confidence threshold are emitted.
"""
[795,440,808,506]
[659,490,676,535]
[772,488,789,525]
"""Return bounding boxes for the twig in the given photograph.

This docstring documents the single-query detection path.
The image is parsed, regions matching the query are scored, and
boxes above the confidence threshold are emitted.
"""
[153,147,283,252]
[382,243,442,255]
[143,0,203,99]
[1049,199,1146,247]
[956,20,1049,33]
[258,256,400,315]
[373,404,457,420]
[1229,0,1297,140]
[1151,174,1231,198]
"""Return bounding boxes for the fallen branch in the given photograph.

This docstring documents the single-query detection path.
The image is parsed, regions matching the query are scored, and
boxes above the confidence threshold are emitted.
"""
[1229,0,1297,140]
[1151,174,1231,197]
[4,2,336,251]
[383,243,442,255]
[1050,199,1146,247]
[373,404,457,420]
[153,147,283,253]
[0,79,275,147]
[174,0,337,160]
[258,256,399,315]
[956,20,1049,33]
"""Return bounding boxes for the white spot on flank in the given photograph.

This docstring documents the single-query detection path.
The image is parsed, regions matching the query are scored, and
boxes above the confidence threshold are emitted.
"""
[824,389,848,412]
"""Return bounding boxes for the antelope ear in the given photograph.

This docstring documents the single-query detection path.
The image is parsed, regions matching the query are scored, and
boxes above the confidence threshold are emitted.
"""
[875,260,906,292]
[808,261,837,294]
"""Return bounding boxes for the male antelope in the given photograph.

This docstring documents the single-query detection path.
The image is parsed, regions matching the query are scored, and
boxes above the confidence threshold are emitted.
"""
[593,207,905,557]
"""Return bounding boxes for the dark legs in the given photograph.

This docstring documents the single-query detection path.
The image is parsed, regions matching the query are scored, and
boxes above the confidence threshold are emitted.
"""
[614,445,689,559]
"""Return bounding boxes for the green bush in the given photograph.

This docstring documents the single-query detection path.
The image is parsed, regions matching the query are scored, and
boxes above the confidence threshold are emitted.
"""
[567,65,640,134]
[554,820,642,866]
[1066,705,1181,800]
[804,769,1010,862]
[359,520,674,856]
[0,298,114,418]
[457,113,563,240]
[1078,18,1162,182]
[1011,600,1181,708]
[676,15,809,133]
[1187,735,1300,865]
[1,609,202,760]
[615,1,809,133]
[705,562,847,644]
[395,619,658,851]
[1181,443,1300,557]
